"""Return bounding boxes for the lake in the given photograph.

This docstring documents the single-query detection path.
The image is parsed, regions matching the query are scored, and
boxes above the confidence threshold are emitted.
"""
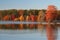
[0,21,60,40]
[0,27,60,40]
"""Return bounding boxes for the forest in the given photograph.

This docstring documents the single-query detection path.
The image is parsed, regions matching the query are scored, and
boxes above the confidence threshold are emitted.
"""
[0,9,60,21]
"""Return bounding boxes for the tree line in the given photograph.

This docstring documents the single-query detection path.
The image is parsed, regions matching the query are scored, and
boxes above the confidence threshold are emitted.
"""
[0,9,60,21]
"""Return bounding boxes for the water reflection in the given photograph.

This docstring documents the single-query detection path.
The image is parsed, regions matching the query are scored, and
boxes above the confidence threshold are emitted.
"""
[46,24,58,40]
[0,24,44,30]
[0,23,59,40]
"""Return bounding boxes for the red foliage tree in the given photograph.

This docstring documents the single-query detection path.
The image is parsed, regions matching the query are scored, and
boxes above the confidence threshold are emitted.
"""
[46,5,57,22]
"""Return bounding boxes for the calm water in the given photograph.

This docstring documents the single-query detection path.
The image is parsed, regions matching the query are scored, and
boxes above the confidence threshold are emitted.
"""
[0,27,60,40]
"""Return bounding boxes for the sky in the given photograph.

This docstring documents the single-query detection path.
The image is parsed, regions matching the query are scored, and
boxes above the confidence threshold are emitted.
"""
[0,0,60,10]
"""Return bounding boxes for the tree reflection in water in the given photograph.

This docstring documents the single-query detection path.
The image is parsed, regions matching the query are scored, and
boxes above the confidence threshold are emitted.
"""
[46,24,58,40]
